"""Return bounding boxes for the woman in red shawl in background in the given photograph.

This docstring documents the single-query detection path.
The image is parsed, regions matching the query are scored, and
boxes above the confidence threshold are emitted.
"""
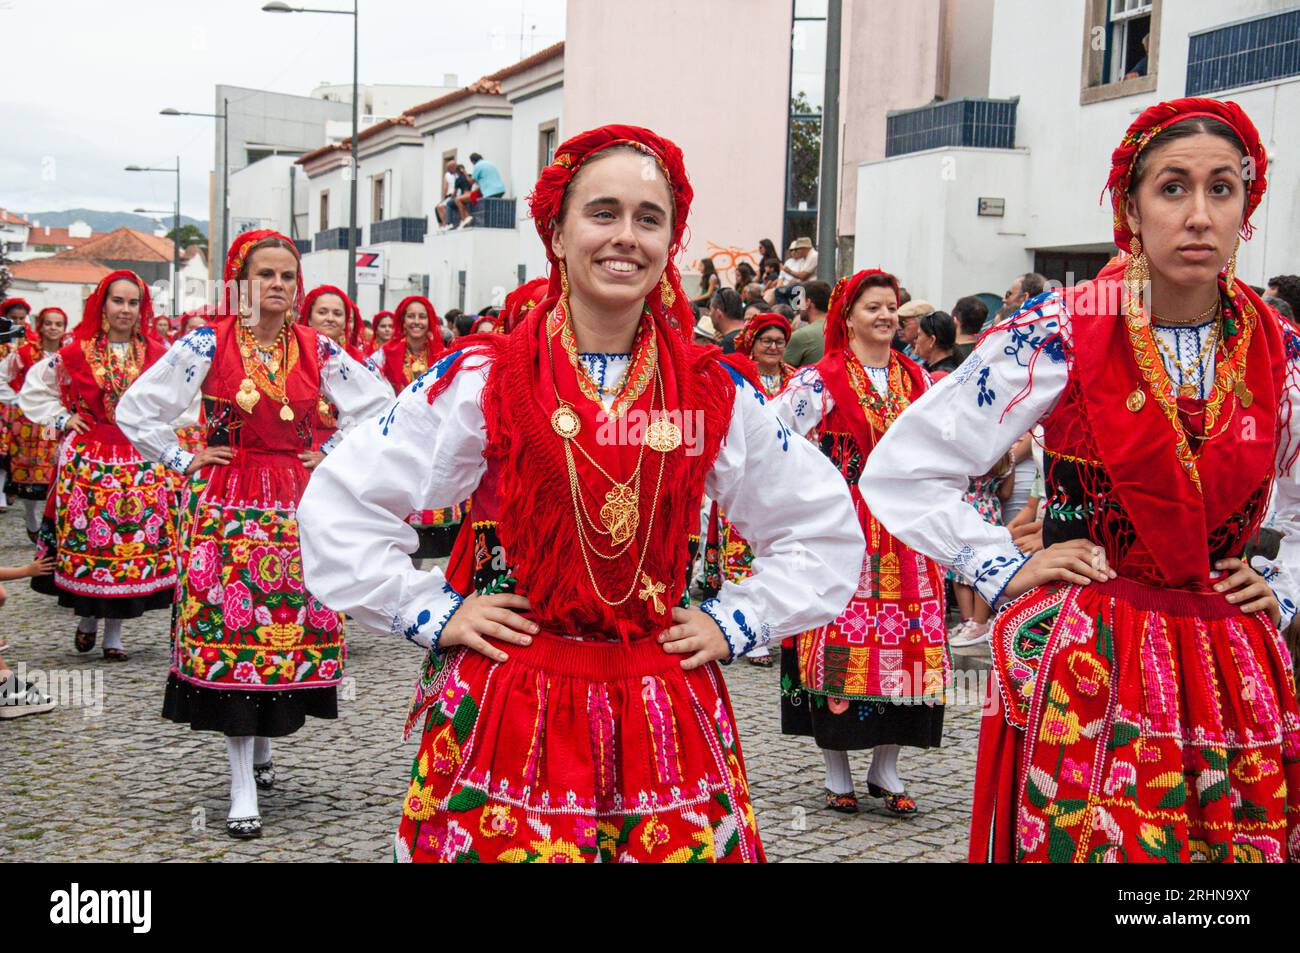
[368,309,395,355]
[0,297,35,507]
[298,124,863,863]
[19,273,178,662]
[300,284,380,453]
[117,230,391,840]
[0,306,69,540]
[771,272,949,815]
[865,98,1300,862]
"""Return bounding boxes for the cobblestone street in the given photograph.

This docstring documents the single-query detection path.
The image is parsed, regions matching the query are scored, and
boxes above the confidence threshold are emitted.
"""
[0,511,984,862]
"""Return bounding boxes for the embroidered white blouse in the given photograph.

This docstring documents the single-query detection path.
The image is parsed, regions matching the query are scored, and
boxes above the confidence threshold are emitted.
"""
[858,292,1300,627]
[296,349,866,660]
[112,326,393,474]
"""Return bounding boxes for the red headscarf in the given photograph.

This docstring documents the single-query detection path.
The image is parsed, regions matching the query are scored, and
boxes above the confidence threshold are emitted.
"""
[301,284,365,360]
[526,124,697,338]
[369,310,394,354]
[735,311,793,355]
[1104,96,1268,249]
[823,268,901,353]
[219,228,304,320]
[0,298,32,319]
[74,270,163,344]
[381,295,445,386]
[496,276,550,334]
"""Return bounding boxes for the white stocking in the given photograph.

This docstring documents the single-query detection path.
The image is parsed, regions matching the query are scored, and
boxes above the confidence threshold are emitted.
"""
[101,619,123,651]
[748,645,770,659]
[227,736,259,820]
[821,748,853,795]
[867,744,904,793]
[253,736,273,766]
[22,498,41,534]
[77,617,98,635]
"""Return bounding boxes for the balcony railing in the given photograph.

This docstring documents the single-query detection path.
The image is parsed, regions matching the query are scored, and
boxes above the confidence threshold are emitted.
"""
[313,227,362,251]
[1187,8,1300,96]
[369,217,428,244]
[292,238,312,256]
[885,97,1018,158]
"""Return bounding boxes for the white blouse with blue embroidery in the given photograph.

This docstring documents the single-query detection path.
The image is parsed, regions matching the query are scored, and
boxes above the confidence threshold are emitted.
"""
[296,347,865,661]
[113,327,393,473]
[858,292,1300,628]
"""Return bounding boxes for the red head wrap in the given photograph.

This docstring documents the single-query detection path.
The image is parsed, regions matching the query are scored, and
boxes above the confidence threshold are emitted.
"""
[735,311,793,356]
[497,276,550,334]
[823,269,901,354]
[219,228,304,320]
[0,298,32,318]
[526,124,696,337]
[301,284,365,358]
[1104,97,1268,249]
[381,295,445,375]
[74,270,162,344]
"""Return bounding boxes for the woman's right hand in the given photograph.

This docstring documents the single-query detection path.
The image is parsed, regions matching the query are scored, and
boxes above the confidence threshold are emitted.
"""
[1002,539,1116,601]
[438,593,537,662]
[185,446,235,475]
[66,413,92,435]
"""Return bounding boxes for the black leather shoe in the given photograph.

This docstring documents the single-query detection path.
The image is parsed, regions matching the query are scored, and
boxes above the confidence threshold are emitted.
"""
[227,816,262,839]
[253,761,275,791]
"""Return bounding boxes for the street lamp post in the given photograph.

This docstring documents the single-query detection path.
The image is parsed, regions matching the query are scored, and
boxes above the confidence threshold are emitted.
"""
[161,99,229,263]
[264,0,359,300]
[125,159,182,316]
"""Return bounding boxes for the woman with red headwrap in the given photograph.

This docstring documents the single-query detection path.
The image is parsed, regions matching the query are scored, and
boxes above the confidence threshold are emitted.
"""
[299,125,862,863]
[770,271,948,815]
[0,306,68,539]
[865,98,1300,862]
[702,311,797,668]
[368,310,395,354]
[18,273,179,661]
[116,230,391,839]
[0,297,35,506]
[299,284,382,453]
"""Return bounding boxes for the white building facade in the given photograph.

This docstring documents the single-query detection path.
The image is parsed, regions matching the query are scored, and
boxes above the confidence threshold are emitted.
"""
[854,0,1300,308]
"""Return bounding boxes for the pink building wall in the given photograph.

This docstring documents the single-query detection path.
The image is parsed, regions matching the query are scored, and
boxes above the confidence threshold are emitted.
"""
[563,0,791,288]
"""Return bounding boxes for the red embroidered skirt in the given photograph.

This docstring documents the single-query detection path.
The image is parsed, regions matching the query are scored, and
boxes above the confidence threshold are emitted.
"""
[396,632,765,863]
[7,412,59,498]
[972,577,1300,863]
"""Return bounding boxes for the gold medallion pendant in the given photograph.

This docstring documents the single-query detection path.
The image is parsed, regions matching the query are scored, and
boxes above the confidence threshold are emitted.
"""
[599,482,639,545]
[551,405,581,439]
[644,416,682,453]
[1126,388,1146,413]
[1235,379,1253,408]
[279,403,295,422]
[236,378,261,414]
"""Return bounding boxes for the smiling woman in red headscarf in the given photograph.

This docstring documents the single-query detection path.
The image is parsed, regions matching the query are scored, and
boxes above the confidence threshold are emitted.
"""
[0,306,69,539]
[18,272,177,662]
[374,295,444,395]
[116,229,391,840]
[299,284,382,453]
[770,270,948,816]
[297,124,864,863]
[863,98,1300,863]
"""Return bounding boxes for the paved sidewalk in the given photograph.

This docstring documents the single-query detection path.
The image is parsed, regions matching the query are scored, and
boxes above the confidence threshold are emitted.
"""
[0,511,985,862]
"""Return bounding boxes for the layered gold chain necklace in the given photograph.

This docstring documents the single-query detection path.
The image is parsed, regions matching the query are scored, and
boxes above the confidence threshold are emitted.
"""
[545,300,682,608]
[235,319,298,421]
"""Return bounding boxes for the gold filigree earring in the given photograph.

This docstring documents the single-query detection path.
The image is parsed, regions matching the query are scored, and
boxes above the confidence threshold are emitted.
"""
[1125,235,1149,321]
[1224,237,1240,297]
[659,272,676,309]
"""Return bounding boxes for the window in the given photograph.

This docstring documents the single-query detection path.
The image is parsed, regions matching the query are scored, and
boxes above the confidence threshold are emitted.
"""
[372,173,386,223]
[1187,8,1300,96]
[1080,0,1160,104]
[319,190,330,231]
[537,121,558,176]
[784,0,827,248]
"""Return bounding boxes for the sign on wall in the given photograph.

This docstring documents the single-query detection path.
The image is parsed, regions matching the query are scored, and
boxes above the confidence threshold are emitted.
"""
[356,248,385,286]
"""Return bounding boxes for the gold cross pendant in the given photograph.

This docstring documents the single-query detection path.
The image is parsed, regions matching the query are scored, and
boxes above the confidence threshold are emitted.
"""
[638,572,666,615]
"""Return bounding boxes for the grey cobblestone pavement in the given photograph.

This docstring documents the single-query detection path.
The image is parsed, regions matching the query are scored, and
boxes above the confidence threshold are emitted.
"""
[0,510,985,862]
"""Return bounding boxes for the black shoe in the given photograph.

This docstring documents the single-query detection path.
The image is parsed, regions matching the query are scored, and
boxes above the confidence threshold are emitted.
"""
[253,761,275,791]
[226,816,263,839]
[74,626,96,654]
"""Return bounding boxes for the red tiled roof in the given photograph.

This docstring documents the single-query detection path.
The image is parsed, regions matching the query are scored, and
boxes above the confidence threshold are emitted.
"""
[486,41,564,83]
[24,226,95,249]
[405,77,503,118]
[0,209,31,226]
[9,257,112,284]
[54,227,175,263]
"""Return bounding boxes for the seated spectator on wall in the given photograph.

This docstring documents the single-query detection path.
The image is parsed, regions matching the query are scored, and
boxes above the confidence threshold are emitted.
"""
[454,152,507,229]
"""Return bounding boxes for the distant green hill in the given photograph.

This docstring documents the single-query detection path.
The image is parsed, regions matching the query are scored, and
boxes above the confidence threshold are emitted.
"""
[21,209,208,236]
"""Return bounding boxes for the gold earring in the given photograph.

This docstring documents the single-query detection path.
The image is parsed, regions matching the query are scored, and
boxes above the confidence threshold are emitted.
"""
[1125,235,1149,320]
[238,296,252,320]
[558,259,570,299]
[659,272,676,309]
[1224,237,1240,297]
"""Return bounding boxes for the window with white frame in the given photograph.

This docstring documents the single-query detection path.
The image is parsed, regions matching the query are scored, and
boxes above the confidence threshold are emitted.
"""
[319,190,330,231]
[1108,0,1153,83]
[372,173,386,223]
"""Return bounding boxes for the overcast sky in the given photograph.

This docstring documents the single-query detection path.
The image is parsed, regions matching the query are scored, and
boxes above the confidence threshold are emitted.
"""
[0,0,565,223]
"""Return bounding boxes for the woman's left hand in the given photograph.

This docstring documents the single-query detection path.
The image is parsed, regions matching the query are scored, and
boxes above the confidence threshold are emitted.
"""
[1213,557,1281,628]
[659,606,731,671]
[297,451,326,470]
